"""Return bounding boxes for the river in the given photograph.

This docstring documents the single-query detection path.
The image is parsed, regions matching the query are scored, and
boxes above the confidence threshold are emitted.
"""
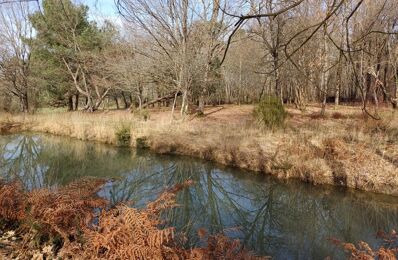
[0,133,397,259]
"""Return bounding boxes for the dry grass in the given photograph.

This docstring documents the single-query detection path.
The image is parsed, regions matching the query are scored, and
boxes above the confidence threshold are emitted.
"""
[0,104,397,195]
[0,111,135,144]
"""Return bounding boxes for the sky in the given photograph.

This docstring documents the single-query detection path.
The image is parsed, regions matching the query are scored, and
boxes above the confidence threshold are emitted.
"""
[85,0,117,16]
[84,0,124,27]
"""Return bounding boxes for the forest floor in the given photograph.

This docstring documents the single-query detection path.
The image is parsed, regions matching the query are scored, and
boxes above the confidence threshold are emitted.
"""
[0,104,397,196]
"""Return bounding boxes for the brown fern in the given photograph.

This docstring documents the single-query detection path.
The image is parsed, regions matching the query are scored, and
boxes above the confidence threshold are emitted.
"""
[331,230,398,260]
[83,205,178,259]
[0,178,268,259]
[82,181,194,259]
[27,177,108,244]
[0,181,26,223]
[188,229,269,260]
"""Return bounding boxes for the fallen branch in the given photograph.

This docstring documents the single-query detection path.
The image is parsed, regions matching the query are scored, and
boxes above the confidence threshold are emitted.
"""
[139,91,182,109]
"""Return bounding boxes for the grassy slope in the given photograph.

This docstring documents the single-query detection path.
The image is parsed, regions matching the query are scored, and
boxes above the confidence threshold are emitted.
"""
[0,104,397,195]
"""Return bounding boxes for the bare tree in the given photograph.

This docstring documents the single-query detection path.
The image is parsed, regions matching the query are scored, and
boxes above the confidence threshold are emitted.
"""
[0,2,34,112]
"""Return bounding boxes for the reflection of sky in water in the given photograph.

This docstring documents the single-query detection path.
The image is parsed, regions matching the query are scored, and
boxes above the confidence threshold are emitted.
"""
[1,134,398,259]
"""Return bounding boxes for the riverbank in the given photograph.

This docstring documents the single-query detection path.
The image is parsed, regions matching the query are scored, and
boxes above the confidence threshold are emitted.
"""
[0,104,397,196]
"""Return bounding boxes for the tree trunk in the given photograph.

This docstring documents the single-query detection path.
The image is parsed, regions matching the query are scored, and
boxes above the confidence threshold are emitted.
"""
[138,95,142,110]
[273,51,281,101]
[121,92,129,109]
[383,64,388,102]
[392,68,398,109]
[170,91,178,122]
[181,90,189,116]
[2,93,11,112]
[128,94,133,106]
[198,80,206,114]
[373,87,379,115]
[74,94,79,110]
[68,95,73,111]
[156,92,161,108]
[83,96,95,112]
[114,96,119,109]
[198,94,205,115]
[320,25,329,116]
[335,52,342,106]
[20,94,29,113]
[335,87,340,106]
[259,85,265,102]
[321,95,327,116]
[364,72,372,108]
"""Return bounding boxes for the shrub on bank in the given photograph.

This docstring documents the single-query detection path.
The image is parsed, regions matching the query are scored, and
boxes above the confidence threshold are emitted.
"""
[115,124,131,146]
[254,96,287,129]
[133,109,150,121]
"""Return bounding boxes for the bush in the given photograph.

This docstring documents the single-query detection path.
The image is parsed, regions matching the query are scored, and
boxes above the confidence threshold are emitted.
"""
[254,96,287,129]
[133,109,150,121]
[115,124,131,146]
[331,112,347,119]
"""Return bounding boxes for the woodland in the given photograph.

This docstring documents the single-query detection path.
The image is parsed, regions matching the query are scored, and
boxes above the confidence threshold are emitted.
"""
[0,0,398,259]
[0,0,397,115]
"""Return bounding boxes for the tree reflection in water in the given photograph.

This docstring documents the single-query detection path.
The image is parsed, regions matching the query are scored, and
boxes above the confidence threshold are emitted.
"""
[0,135,45,189]
[0,134,397,259]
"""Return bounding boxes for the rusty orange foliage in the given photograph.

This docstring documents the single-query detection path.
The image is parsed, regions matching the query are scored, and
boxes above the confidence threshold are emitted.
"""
[0,181,26,223]
[332,230,398,260]
[0,178,267,259]
[27,178,108,244]
[190,231,269,260]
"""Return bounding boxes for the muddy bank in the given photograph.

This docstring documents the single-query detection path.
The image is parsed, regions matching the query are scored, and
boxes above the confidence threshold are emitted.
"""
[0,122,23,135]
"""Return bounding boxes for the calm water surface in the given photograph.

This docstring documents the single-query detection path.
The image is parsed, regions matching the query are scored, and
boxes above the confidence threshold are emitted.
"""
[1,133,397,259]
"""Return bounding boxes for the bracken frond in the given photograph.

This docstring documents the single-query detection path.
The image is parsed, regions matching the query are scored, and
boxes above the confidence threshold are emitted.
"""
[0,178,269,259]
[0,181,26,223]
[334,231,398,260]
